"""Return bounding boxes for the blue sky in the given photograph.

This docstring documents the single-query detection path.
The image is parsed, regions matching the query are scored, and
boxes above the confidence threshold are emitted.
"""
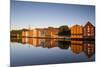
[11,0,95,30]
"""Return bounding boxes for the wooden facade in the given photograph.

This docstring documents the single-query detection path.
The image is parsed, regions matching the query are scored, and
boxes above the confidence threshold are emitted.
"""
[35,27,59,38]
[22,29,29,37]
[71,25,83,38]
[11,21,95,39]
[83,21,95,39]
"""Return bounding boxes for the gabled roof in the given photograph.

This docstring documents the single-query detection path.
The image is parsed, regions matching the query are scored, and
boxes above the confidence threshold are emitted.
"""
[84,21,95,27]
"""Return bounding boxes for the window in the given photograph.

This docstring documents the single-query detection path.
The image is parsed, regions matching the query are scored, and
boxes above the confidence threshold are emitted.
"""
[88,33,90,36]
[87,26,90,32]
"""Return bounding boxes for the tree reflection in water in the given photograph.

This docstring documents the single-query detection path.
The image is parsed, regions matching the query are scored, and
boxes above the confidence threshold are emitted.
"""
[58,41,70,49]
[11,37,95,59]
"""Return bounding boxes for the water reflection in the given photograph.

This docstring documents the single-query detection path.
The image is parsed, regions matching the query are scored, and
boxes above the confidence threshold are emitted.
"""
[58,41,70,49]
[83,41,95,58]
[11,37,95,58]
[11,37,95,66]
[71,40,95,59]
[71,41,83,54]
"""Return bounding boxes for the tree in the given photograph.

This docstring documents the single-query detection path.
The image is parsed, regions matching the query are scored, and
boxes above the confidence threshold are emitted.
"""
[58,41,70,49]
[58,25,71,36]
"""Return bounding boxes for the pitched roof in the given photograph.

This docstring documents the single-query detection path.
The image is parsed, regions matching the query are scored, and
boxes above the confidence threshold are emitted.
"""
[84,21,94,27]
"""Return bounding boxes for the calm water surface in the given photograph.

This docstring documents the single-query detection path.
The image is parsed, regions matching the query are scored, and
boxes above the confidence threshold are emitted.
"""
[10,38,95,66]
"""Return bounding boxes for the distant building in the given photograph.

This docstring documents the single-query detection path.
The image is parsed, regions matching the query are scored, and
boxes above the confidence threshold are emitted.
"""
[22,29,29,37]
[35,28,47,37]
[22,28,39,38]
[83,21,95,39]
[35,27,59,38]
[28,30,34,37]
[71,25,83,38]
[47,27,59,38]
[28,29,38,37]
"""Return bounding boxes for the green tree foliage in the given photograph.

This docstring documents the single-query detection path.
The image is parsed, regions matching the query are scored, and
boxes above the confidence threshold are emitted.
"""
[58,25,71,36]
[10,30,22,38]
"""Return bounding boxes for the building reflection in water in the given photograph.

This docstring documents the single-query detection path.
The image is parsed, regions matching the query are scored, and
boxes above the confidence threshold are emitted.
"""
[83,41,95,59]
[11,37,95,59]
[41,39,58,48]
[22,37,28,44]
[71,40,95,59]
[71,40,83,54]
[28,38,41,47]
